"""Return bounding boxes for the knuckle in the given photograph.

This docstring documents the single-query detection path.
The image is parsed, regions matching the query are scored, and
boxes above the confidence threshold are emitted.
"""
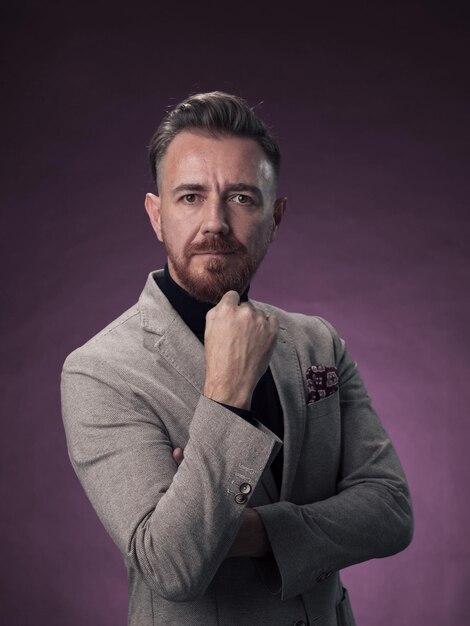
[239,305,252,318]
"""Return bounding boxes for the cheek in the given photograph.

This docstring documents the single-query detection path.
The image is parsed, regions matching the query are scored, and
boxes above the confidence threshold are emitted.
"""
[161,216,197,250]
[232,215,267,242]
[246,222,272,250]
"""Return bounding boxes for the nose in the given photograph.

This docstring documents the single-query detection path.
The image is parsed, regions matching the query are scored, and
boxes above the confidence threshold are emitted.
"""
[200,198,230,236]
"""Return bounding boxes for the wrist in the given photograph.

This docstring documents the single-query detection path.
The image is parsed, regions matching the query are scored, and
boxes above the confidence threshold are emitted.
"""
[203,382,252,410]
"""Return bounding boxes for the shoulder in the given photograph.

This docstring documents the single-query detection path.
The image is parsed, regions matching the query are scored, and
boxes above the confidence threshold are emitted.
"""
[63,269,171,370]
[62,302,142,372]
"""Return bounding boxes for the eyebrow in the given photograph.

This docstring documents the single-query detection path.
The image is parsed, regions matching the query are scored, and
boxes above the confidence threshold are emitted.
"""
[171,183,263,201]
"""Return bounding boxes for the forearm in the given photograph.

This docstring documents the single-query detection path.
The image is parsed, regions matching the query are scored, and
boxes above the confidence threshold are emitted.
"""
[254,316,414,600]
[62,354,282,603]
[172,405,274,563]
[124,395,281,601]
[255,475,413,599]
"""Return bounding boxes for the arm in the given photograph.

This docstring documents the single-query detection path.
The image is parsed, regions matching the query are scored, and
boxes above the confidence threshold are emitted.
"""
[254,318,414,600]
[61,356,280,602]
[171,446,271,560]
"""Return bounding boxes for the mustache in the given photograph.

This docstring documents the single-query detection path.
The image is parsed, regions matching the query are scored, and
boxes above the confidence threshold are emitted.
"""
[187,236,246,255]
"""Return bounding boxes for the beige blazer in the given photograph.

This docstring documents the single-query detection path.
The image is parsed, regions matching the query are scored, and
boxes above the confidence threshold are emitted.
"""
[61,269,413,626]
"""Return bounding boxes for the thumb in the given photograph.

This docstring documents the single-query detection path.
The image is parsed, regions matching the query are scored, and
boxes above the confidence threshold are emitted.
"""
[218,290,241,306]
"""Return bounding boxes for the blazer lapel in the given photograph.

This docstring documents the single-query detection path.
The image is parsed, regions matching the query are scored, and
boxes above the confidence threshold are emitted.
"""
[269,325,307,502]
[156,316,206,393]
[253,324,307,504]
[139,270,206,393]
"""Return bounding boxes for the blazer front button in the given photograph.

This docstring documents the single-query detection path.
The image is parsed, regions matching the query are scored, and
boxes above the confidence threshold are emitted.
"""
[234,493,247,504]
[239,482,252,494]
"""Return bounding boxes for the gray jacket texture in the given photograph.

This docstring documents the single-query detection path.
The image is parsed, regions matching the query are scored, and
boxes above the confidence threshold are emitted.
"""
[61,269,414,626]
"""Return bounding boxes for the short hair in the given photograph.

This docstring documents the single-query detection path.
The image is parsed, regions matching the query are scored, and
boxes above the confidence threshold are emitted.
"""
[148,91,281,189]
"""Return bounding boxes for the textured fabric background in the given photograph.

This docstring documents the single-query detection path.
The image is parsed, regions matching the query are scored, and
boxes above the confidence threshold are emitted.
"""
[1,2,468,624]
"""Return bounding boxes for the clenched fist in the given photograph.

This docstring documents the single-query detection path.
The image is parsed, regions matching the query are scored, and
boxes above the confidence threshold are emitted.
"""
[202,290,279,410]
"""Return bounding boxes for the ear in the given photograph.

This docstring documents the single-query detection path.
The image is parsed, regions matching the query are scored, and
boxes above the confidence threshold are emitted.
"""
[145,193,163,242]
[269,197,287,243]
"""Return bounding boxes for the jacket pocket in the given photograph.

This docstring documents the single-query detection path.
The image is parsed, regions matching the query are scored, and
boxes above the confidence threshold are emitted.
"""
[306,389,339,420]
[336,587,356,626]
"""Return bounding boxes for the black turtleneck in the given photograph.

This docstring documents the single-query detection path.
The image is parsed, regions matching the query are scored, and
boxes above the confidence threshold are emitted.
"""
[155,263,284,491]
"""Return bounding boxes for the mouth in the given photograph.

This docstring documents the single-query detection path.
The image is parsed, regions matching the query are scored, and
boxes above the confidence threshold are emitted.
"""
[194,251,235,256]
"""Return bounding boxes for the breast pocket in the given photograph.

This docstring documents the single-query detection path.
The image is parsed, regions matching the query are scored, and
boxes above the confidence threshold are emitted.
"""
[306,389,340,420]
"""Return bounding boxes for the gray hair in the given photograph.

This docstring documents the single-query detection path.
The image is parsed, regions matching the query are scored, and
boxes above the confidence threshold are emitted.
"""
[148,91,281,189]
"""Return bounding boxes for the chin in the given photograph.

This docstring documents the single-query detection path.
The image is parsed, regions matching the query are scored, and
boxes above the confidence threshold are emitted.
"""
[184,264,248,304]
[190,273,244,303]
[169,249,262,304]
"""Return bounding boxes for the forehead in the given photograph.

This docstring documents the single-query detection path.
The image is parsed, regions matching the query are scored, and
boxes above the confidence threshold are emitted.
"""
[160,130,274,188]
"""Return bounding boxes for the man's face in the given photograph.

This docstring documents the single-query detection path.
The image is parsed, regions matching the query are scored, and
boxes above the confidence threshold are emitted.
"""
[145,130,286,303]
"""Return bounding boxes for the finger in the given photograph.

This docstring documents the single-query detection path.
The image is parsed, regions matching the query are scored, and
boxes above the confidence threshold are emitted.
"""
[219,290,241,307]
[238,300,257,315]
[172,447,184,466]
[267,314,279,332]
[251,305,271,320]
[253,307,270,322]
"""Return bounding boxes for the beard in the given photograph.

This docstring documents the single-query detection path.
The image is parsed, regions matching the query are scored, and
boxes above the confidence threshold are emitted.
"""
[163,229,271,304]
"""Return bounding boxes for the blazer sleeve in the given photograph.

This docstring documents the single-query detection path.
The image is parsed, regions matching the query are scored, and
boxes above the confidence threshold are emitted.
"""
[61,350,281,603]
[254,317,414,601]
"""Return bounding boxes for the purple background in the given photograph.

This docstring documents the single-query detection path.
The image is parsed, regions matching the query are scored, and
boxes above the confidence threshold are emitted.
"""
[2,2,469,624]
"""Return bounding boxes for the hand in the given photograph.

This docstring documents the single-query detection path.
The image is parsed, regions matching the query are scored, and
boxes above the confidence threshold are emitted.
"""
[225,508,271,558]
[203,291,279,409]
[172,447,184,466]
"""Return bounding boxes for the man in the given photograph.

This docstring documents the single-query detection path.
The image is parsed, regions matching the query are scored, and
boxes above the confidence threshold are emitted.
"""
[61,92,413,626]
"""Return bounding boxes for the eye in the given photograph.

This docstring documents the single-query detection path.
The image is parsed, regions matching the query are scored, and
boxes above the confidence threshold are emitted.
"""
[231,194,253,205]
[178,192,206,205]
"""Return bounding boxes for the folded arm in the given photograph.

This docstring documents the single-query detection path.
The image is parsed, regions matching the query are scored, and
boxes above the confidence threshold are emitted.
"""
[61,352,280,602]
[254,318,414,600]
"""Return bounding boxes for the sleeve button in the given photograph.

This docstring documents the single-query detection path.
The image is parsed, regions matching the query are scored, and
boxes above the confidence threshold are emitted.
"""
[239,482,252,494]
[234,493,248,504]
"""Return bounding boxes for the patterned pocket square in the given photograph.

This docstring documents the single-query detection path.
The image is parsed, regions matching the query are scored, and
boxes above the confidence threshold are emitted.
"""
[306,364,339,403]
